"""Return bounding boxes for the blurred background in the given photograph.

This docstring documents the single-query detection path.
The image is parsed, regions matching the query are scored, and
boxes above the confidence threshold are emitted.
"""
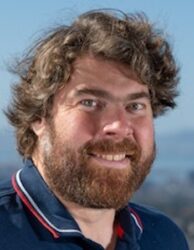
[0,0,193,248]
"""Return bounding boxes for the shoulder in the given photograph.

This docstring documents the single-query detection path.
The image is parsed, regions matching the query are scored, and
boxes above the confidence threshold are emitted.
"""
[0,177,28,247]
[0,178,16,205]
[0,176,23,221]
[129,202,189,250]
[130,202,182,230]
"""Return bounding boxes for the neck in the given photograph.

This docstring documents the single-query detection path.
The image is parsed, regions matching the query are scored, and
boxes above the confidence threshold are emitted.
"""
[61,200,117,249]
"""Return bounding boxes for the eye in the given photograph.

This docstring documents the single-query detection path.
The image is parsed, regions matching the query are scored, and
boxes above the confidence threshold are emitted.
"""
[79,99,105,111]
[80,99,98,107]
[126,102,145,113]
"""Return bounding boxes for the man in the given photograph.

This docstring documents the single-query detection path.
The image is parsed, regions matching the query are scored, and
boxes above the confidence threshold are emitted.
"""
[0,9,189,250]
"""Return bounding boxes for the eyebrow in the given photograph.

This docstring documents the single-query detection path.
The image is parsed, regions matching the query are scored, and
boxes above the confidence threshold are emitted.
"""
[74,87,150,102]
[126,92,151,101]
[74,88,113,99]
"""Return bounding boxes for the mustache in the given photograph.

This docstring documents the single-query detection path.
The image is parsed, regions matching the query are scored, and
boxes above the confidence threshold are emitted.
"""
[80,138,141,161]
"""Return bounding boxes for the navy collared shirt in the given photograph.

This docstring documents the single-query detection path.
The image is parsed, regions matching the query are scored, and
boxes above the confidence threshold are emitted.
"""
[0,160,189,250]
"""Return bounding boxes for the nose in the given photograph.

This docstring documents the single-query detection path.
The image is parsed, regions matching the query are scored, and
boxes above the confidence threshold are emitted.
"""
[100,107,133,140]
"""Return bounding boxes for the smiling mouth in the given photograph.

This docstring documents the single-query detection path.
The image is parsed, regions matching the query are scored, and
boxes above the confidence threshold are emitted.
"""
[88,152,131,161]
[95,153,127,161]
[87,153,131,169]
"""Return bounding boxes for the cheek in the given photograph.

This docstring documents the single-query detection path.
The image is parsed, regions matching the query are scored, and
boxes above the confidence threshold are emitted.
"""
[54,112,97,144]
[134,118,154,150]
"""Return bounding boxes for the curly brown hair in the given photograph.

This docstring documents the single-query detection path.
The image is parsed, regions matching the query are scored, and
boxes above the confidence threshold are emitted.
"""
[5,9,179,158]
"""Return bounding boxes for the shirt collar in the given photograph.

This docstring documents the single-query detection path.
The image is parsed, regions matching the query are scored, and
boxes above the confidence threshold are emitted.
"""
[12,159,143,241]
[115,205,143,249]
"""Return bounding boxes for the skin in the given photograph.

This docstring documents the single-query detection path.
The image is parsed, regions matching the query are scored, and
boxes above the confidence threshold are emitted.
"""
[32,54,154,249]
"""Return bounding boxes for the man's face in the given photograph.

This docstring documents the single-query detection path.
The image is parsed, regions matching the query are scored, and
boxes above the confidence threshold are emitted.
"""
[34,55,155,209]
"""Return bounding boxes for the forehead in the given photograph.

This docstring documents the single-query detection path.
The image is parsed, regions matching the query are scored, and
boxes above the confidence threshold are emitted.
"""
[72,55,141,84]
[56,55,149,101]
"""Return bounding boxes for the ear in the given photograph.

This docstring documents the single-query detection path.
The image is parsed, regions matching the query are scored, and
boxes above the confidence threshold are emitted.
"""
[31,118,47,138]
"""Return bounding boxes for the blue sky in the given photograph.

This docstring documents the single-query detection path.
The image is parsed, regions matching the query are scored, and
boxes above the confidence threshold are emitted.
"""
[0,0,193,134]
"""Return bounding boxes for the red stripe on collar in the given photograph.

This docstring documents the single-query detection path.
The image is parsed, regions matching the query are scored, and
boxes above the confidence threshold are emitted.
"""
[11,174,60,239]
[116,224,125,239]
[129,207,143,231]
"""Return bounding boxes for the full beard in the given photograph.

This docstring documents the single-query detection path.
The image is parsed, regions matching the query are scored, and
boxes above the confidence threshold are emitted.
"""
[41,128,155,210]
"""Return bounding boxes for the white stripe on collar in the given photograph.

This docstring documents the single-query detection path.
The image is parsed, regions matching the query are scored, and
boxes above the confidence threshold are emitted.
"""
[15,169,82,235]
[130,211,143,234]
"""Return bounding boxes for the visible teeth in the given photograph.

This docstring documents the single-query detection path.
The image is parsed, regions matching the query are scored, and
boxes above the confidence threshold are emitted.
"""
[96,154,125,161]
[114,154,125,161]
